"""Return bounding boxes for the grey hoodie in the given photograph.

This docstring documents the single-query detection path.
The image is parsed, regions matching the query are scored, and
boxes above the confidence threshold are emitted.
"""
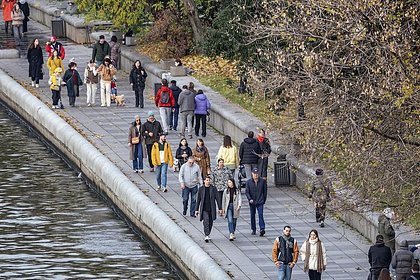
[179,162,203,188]
[178,89,196,113]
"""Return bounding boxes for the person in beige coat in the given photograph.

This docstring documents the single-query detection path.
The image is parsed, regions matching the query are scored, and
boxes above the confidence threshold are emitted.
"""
[222,178,242,241]
[97,57,117,107]
[300,229,327,280]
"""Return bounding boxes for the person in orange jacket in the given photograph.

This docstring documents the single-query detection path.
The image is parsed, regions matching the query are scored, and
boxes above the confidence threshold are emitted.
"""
[2,0,14,35]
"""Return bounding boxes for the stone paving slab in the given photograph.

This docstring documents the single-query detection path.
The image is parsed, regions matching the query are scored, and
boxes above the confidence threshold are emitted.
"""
[0,16,372,279]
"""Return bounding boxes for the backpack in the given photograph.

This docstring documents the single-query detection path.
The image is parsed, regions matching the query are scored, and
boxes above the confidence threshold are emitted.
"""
[160,89,170,104]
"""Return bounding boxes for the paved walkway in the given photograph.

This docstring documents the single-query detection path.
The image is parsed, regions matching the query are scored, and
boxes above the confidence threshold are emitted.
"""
[0,16,372,279]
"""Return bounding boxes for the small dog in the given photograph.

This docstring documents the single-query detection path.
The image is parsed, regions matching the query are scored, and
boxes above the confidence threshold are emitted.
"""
[173,159,179,172]
[114,95,125,106]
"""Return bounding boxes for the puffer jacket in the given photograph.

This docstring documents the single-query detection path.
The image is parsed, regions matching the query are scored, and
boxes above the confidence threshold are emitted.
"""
[392,240,415,276]
[378,214,395,252]
[239,137,261,164]
[194,92,210,115]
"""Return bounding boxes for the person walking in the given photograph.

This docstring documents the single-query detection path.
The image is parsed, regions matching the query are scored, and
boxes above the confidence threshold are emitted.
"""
[128,115,145,173]
[300,229,327,280]
[216,135,239,177]
[245,167,267,236]
[175,138,192,167]
[109,35,121,68]
[392,240,415,280]
[368,235,392,280]
[194,89,210,137]
[97,57,117,107]
[151,133,173,193]
[27,38,43,88]
[178,84,195,139]
[18,0,29,34]
[48,67,64,109]
[179,156,202,217]
[310,168,332,228]
[256,128,271,180]
[2,0,14,35]
[155,79,175,133]
[169,80,181,131]
[195,176,222,242]
[129,60,147,108]
[45,36,65,60]
[11,4,24,42]
[62,62,83,107]
[239,131,262,180]
[47,50,64,77]
[272,225,299,280]
[211,158,232,206]
[378,207,396,255]
[192,138,211,179]
[222,178,241,241]
[92,35,110,66]
[84,60,98,106]
[141,111,163,172]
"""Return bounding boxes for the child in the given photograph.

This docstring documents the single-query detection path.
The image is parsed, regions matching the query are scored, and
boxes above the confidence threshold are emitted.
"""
[111,77,117,103]
[48,67,63,109]
[62,62,83,107]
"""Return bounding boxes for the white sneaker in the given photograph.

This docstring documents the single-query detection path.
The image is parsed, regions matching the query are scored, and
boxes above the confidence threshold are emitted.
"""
[31,81,35,87]
[139,169,144,173]
[204,236,210,243]
[156,186,161,191]
[87,103,91,107]
[35,84,39,88]
[229,233,234,241]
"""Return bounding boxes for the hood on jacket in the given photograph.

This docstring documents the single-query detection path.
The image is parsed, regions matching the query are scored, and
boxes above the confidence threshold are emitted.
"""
[399,240,409,250]
[196,94,207,101]
[244,137,257,144]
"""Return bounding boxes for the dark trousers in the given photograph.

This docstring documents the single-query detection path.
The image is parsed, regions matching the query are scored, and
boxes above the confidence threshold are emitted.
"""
[134,89,144,108]
[217,190,224,209]
[23,19,28,33]
[250,204,265,232]
[146,144,154,168]
[31,75,40,84]
[194,114,207,137]
[51,90,61,105]
[202,210,214,236]
[315,202,326,222]
[308,270,321,280]
[170,107,179,130]
[5,21,12,34]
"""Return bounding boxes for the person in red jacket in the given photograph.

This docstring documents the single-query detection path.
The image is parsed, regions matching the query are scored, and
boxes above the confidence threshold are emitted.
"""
[2,0,14,35]
[155,79,175,133]
[45,36,65,60]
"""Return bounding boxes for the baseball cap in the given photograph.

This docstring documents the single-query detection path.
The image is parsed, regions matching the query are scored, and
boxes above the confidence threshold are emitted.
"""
[252,168,259,174]
[147,111,154,117]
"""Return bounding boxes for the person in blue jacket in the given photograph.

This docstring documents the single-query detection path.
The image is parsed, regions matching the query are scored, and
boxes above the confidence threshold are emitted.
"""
[245,167,267,236]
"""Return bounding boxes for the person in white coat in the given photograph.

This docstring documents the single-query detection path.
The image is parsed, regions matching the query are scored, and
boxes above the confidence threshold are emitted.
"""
[300,229,327,280]
[222,178,242,241]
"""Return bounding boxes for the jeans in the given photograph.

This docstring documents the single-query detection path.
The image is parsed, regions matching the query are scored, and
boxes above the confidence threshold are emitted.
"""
[250,204,265,232]
[100,80,111,106]
[132,144,144,170]
[194,114,207,136]
[227,203,237,234]
[155,163,168,188]
[182,185,198,216]
[134,88,144,107]
[86,83,97,105]
[170,107,179,130]
[277,262,293,280]
[159,107,172,132]
[180,110,194,136]
[13,25,23,40]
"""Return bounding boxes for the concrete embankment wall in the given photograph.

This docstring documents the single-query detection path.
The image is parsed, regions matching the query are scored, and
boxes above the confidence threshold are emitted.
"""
[0,69,230,280]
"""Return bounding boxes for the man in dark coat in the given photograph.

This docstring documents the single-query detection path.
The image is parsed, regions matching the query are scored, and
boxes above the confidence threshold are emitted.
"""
[169,80,182,131]
[92,35,111,66]
[195,176,222,242]
[18,0,30,33]
[392,240,415,280]
[368,235,392,280]
[245,168,267,236]
[239,131,262,179]
[141,111,163,172]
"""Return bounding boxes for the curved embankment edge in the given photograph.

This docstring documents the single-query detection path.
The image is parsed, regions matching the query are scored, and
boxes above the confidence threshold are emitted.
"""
[0,69,230,280]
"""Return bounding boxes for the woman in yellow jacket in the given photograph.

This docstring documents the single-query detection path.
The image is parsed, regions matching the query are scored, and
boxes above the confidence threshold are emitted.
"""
[151,133,173,193]
[47,50,64,76]
[217,135,239,176]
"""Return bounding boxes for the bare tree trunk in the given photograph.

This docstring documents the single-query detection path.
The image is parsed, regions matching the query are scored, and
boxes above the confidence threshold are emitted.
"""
[182,0,203,43]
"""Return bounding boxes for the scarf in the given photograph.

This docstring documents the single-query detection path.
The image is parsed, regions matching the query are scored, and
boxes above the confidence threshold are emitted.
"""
[257,135,265,143]
[303,238,325,273]
[196,145,206,154]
